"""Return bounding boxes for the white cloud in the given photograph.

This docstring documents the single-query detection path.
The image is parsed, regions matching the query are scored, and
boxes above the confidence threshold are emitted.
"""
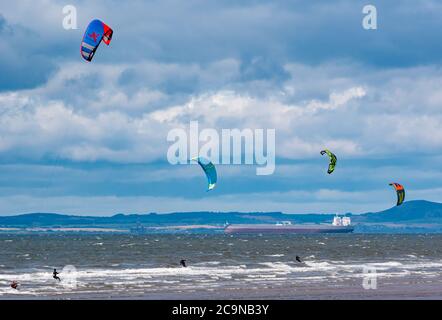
[305,87,366,113]
[0,60,368,163]
[2,61,442,165]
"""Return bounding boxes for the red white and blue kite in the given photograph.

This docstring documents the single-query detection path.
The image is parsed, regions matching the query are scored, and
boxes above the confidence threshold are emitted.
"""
[80,19,113,62]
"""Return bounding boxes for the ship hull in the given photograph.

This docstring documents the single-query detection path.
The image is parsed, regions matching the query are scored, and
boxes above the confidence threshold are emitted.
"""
[224,224,354,234]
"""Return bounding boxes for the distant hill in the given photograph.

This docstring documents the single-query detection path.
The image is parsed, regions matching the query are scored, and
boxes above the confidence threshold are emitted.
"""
[0,211,334,228]
[354,200,442,223]
[1,200,442,233]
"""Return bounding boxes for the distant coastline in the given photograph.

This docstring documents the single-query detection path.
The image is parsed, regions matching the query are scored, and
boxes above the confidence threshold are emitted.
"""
[0,225,222,234]
[1,200,442,234]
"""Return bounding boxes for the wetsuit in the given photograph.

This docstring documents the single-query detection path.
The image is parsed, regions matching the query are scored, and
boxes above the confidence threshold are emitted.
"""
[180,259,187,267]
[53,269,61,281]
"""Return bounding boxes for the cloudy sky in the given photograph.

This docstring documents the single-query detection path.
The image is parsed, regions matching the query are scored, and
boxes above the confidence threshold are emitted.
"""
[0,0,441,215]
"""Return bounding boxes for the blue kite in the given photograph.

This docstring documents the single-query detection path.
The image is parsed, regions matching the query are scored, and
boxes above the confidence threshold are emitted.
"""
[80,19,113,62]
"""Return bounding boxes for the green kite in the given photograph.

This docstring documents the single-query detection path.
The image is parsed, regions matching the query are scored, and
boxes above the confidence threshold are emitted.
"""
[320,149,337,174]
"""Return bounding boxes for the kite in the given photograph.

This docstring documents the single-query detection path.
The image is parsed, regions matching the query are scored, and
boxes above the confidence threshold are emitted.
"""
[389,183,405,206]
[80,19,113,62]
[320,149,337,174]
[193,157,217,191]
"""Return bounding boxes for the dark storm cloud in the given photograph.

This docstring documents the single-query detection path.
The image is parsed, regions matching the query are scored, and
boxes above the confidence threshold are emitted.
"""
[2,1,442,92]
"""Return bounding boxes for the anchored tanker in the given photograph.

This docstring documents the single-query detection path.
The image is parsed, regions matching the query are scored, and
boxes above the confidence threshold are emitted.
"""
[224,216,354,234]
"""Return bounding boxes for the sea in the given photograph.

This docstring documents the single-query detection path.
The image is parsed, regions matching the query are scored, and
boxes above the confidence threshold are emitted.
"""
[0,233,441,299]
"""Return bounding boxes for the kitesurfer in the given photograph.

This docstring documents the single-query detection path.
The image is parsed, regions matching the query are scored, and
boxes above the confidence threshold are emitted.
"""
[53,269,61,282]
[180,259,187,267]
[296,256,302,263]
[10,281,19,289]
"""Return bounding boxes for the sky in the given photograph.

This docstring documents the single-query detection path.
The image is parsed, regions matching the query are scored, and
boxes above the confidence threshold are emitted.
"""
[0,0,442,215]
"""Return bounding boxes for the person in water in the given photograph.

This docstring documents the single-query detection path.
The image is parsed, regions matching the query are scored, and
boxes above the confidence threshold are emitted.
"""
[53,269,61,281]
[296,256,302,263]
[10,281,19,290]
[180,259,187,267]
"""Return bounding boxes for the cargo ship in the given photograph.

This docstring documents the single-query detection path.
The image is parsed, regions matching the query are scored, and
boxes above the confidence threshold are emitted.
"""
[224,216,354,234]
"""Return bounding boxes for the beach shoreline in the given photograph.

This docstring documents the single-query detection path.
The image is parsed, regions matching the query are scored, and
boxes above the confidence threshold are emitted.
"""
[2,272,442,300]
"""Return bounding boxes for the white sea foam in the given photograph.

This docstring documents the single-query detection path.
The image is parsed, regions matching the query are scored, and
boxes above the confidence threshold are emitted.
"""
[2,256,442,297]
[121,243,136,247]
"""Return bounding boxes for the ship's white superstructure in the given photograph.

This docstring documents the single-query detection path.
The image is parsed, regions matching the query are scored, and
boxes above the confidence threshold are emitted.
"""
[332,216,351,226]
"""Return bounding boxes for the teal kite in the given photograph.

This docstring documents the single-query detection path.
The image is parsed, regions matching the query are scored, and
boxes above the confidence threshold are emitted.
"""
[193,157,217,191]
